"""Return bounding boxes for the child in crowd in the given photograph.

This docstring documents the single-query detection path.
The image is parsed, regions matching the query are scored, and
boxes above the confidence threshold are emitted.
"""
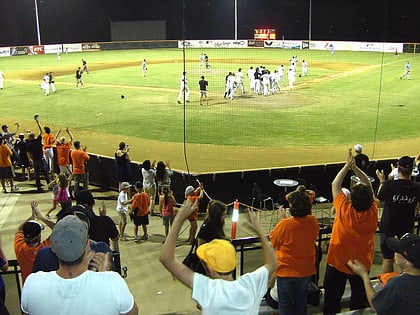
[116,182,131,241]
[130,181,150,242]
[46,173,71,218]
[159,186,177,239]
[184,183,203,244]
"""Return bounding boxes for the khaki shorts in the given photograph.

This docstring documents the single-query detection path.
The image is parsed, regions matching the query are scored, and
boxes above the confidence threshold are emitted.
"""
[118,212,128,225]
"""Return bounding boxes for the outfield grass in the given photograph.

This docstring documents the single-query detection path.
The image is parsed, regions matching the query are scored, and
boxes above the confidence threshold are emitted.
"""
[1,48,419,172]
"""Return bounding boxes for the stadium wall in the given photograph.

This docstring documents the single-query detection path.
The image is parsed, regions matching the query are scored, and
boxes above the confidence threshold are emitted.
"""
[2,39,419,57]
[81,153,416,213]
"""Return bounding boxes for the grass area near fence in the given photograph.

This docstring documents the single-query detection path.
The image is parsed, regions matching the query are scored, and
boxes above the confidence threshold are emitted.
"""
[1,48,419,171]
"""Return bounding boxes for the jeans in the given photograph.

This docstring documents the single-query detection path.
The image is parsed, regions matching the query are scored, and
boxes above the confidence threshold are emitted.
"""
[323,265,369,315]
[32,159,50,190]
[277,276,311,315]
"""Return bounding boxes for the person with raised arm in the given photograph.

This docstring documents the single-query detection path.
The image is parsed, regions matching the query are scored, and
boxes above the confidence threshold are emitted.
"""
[160,200,276,314]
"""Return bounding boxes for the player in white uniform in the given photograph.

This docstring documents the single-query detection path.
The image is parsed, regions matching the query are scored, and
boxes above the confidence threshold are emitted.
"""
[141,59,147,77]
[177,72,190,104]
[199,53,204,69]
[234,68,245,94]
[41,73,50,95]
[225,72,235,100]
[288,67,296,91]
[271,70,281,94]
[261,71,271,96]
[301,60,308,77]
[278,65,285,88]
[247,66,255,92]
[400,61,411,80]
[0,70,5,90]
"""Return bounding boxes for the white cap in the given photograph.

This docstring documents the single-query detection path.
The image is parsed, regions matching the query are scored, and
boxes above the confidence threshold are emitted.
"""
[185,186,194,195]
[354,144,362,153]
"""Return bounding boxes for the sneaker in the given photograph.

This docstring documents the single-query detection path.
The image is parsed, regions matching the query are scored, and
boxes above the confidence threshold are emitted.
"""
[11,186,19,192]
[120,236,128,241]
[177,100,181,104]
[140,234,149,241]
[134,236,140,242]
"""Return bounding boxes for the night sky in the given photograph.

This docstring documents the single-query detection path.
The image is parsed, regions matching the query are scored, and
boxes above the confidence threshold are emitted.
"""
[0,0,419,46]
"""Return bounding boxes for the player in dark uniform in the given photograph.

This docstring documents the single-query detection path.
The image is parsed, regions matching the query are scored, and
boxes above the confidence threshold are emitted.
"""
[75,67,83,88]
[82,59,89,74]
[199,76,208,106]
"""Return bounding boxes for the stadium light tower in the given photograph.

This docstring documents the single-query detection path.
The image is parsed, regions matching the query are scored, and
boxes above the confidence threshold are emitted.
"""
[234,0,238,40]
[308,0,312,41]
[34,0,42,45]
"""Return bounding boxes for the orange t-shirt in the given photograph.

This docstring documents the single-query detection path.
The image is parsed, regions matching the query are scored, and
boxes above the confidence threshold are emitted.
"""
[14,232,51,282]
[187,193,200,221]
[326,192,378,274]
[42,133,54,149]
[270,215,319,277]
[71,149,89,174]
[56,141,72,166]
[0,144,12,167]
[132,192,150,216]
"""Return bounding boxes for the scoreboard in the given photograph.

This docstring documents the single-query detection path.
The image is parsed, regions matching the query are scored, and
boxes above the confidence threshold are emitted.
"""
[254,28,276,40]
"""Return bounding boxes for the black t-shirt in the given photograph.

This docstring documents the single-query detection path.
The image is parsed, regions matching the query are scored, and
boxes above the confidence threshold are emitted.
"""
[26,135,43,160]
[378,179,420,236]
[199,79,208,91]
[197,219,224,243]
[354,153,370,171]
[89,215,119,245]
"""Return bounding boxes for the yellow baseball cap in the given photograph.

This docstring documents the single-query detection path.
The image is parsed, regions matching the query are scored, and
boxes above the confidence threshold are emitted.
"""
[196,239,236,273]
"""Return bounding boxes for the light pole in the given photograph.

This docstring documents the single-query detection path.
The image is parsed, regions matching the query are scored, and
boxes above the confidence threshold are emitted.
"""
[234,0,238,40]
[308,0,312,41]
[34,0,42,45]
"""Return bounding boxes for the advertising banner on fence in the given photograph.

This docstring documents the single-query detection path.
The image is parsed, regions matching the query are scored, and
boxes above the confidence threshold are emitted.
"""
[27,46,44,55]
[82,43,101,51]
[0,47,10,58]
[63,43,83,53]
[264,40,302,49]
[44,44,62,54]
[177,40,248,49]
[310,41,403,53]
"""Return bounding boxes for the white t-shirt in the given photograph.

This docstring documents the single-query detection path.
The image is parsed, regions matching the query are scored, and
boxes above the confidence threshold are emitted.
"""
[116,190,129,214]
[142,168,156,189]
[21,270,135,315]
[192,266,269,315]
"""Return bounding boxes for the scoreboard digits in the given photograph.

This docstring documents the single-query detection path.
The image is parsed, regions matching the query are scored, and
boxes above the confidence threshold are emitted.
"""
[254,28,276,40]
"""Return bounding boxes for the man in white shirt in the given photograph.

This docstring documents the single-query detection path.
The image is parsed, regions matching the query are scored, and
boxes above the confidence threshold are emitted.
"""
[21,215,138,315]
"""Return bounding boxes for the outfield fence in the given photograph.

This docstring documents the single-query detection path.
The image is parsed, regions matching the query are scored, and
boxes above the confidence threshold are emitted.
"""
[1,39,420,57]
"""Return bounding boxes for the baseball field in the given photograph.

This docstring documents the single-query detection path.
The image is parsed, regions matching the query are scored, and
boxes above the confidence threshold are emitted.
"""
[1,47,419,173]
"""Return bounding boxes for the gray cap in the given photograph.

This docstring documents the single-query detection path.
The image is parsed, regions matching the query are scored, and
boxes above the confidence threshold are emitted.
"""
[51,215,88,263]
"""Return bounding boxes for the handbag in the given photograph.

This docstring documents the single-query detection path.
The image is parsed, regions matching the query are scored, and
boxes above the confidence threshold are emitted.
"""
[306,281,322,306]
[182,239,206,275]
